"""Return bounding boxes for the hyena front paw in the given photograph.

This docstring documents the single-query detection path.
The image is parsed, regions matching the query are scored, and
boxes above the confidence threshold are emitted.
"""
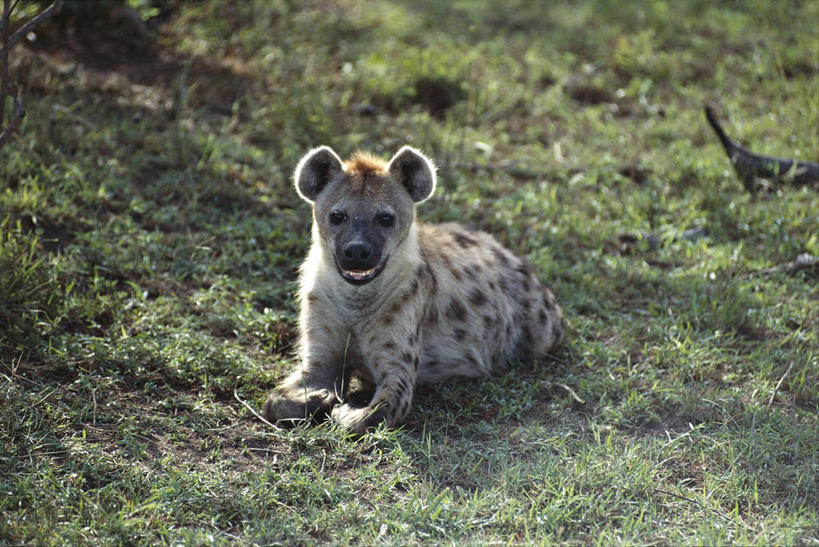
[263,388,336,426]
[330,402,389,433]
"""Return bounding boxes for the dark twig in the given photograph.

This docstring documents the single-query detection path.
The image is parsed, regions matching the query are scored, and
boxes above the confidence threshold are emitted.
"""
[705,105,819,192]
[5,0,21,22]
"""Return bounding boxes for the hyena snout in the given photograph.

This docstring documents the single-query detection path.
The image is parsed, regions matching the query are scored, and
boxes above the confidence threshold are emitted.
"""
[335,235,386,284]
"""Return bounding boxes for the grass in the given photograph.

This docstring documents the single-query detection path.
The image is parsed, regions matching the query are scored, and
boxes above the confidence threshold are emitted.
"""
[1,0,817,543]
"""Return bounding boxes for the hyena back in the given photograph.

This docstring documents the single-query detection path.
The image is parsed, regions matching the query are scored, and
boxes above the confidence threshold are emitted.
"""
[264,146,564,432]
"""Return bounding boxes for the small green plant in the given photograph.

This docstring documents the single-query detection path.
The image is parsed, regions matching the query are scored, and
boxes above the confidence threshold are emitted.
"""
[0,220,57,356]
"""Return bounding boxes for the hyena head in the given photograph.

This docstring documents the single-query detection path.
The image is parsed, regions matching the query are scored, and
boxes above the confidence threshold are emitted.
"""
[294,146,436,285]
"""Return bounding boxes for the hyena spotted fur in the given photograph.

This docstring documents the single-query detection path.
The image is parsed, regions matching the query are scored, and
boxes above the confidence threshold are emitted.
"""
[264,146,565,432]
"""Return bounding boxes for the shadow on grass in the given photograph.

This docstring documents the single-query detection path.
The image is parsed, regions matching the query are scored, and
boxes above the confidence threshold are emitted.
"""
[389,260,814,515]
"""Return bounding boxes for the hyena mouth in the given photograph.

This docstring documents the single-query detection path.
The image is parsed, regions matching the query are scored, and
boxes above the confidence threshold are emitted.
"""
[336,257,388,285]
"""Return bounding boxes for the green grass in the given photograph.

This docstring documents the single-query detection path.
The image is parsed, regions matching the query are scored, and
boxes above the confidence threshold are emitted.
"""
[2,0,817,543]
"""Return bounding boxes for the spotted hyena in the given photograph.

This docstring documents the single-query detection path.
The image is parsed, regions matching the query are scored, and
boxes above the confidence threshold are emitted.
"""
[264,146,565,432]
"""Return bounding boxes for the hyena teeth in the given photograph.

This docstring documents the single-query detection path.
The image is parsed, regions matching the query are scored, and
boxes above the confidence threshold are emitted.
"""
[344,268,375,280]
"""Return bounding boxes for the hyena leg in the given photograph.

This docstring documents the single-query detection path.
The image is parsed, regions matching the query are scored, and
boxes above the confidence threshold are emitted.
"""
[264,324,347,425]
[330,364,417,433]
[330,282,426,432]
[331,326,421,432]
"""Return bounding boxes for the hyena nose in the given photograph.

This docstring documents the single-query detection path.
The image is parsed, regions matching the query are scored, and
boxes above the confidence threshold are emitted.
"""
[344,242,371,261]
[341,242,376,270]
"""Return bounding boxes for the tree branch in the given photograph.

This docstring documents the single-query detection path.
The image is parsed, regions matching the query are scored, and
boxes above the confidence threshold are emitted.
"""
[0,0,62,151]
[0,0,63,58]
[1,0,21,29]
[1,0,11,127]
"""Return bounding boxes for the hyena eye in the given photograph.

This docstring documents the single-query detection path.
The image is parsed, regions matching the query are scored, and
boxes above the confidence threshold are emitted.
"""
[329,210,347,225]
[376,212,395,227]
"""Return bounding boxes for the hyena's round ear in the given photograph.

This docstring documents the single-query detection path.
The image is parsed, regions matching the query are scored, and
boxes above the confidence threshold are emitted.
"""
[387,146,437,203]
[294,146,344,202]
